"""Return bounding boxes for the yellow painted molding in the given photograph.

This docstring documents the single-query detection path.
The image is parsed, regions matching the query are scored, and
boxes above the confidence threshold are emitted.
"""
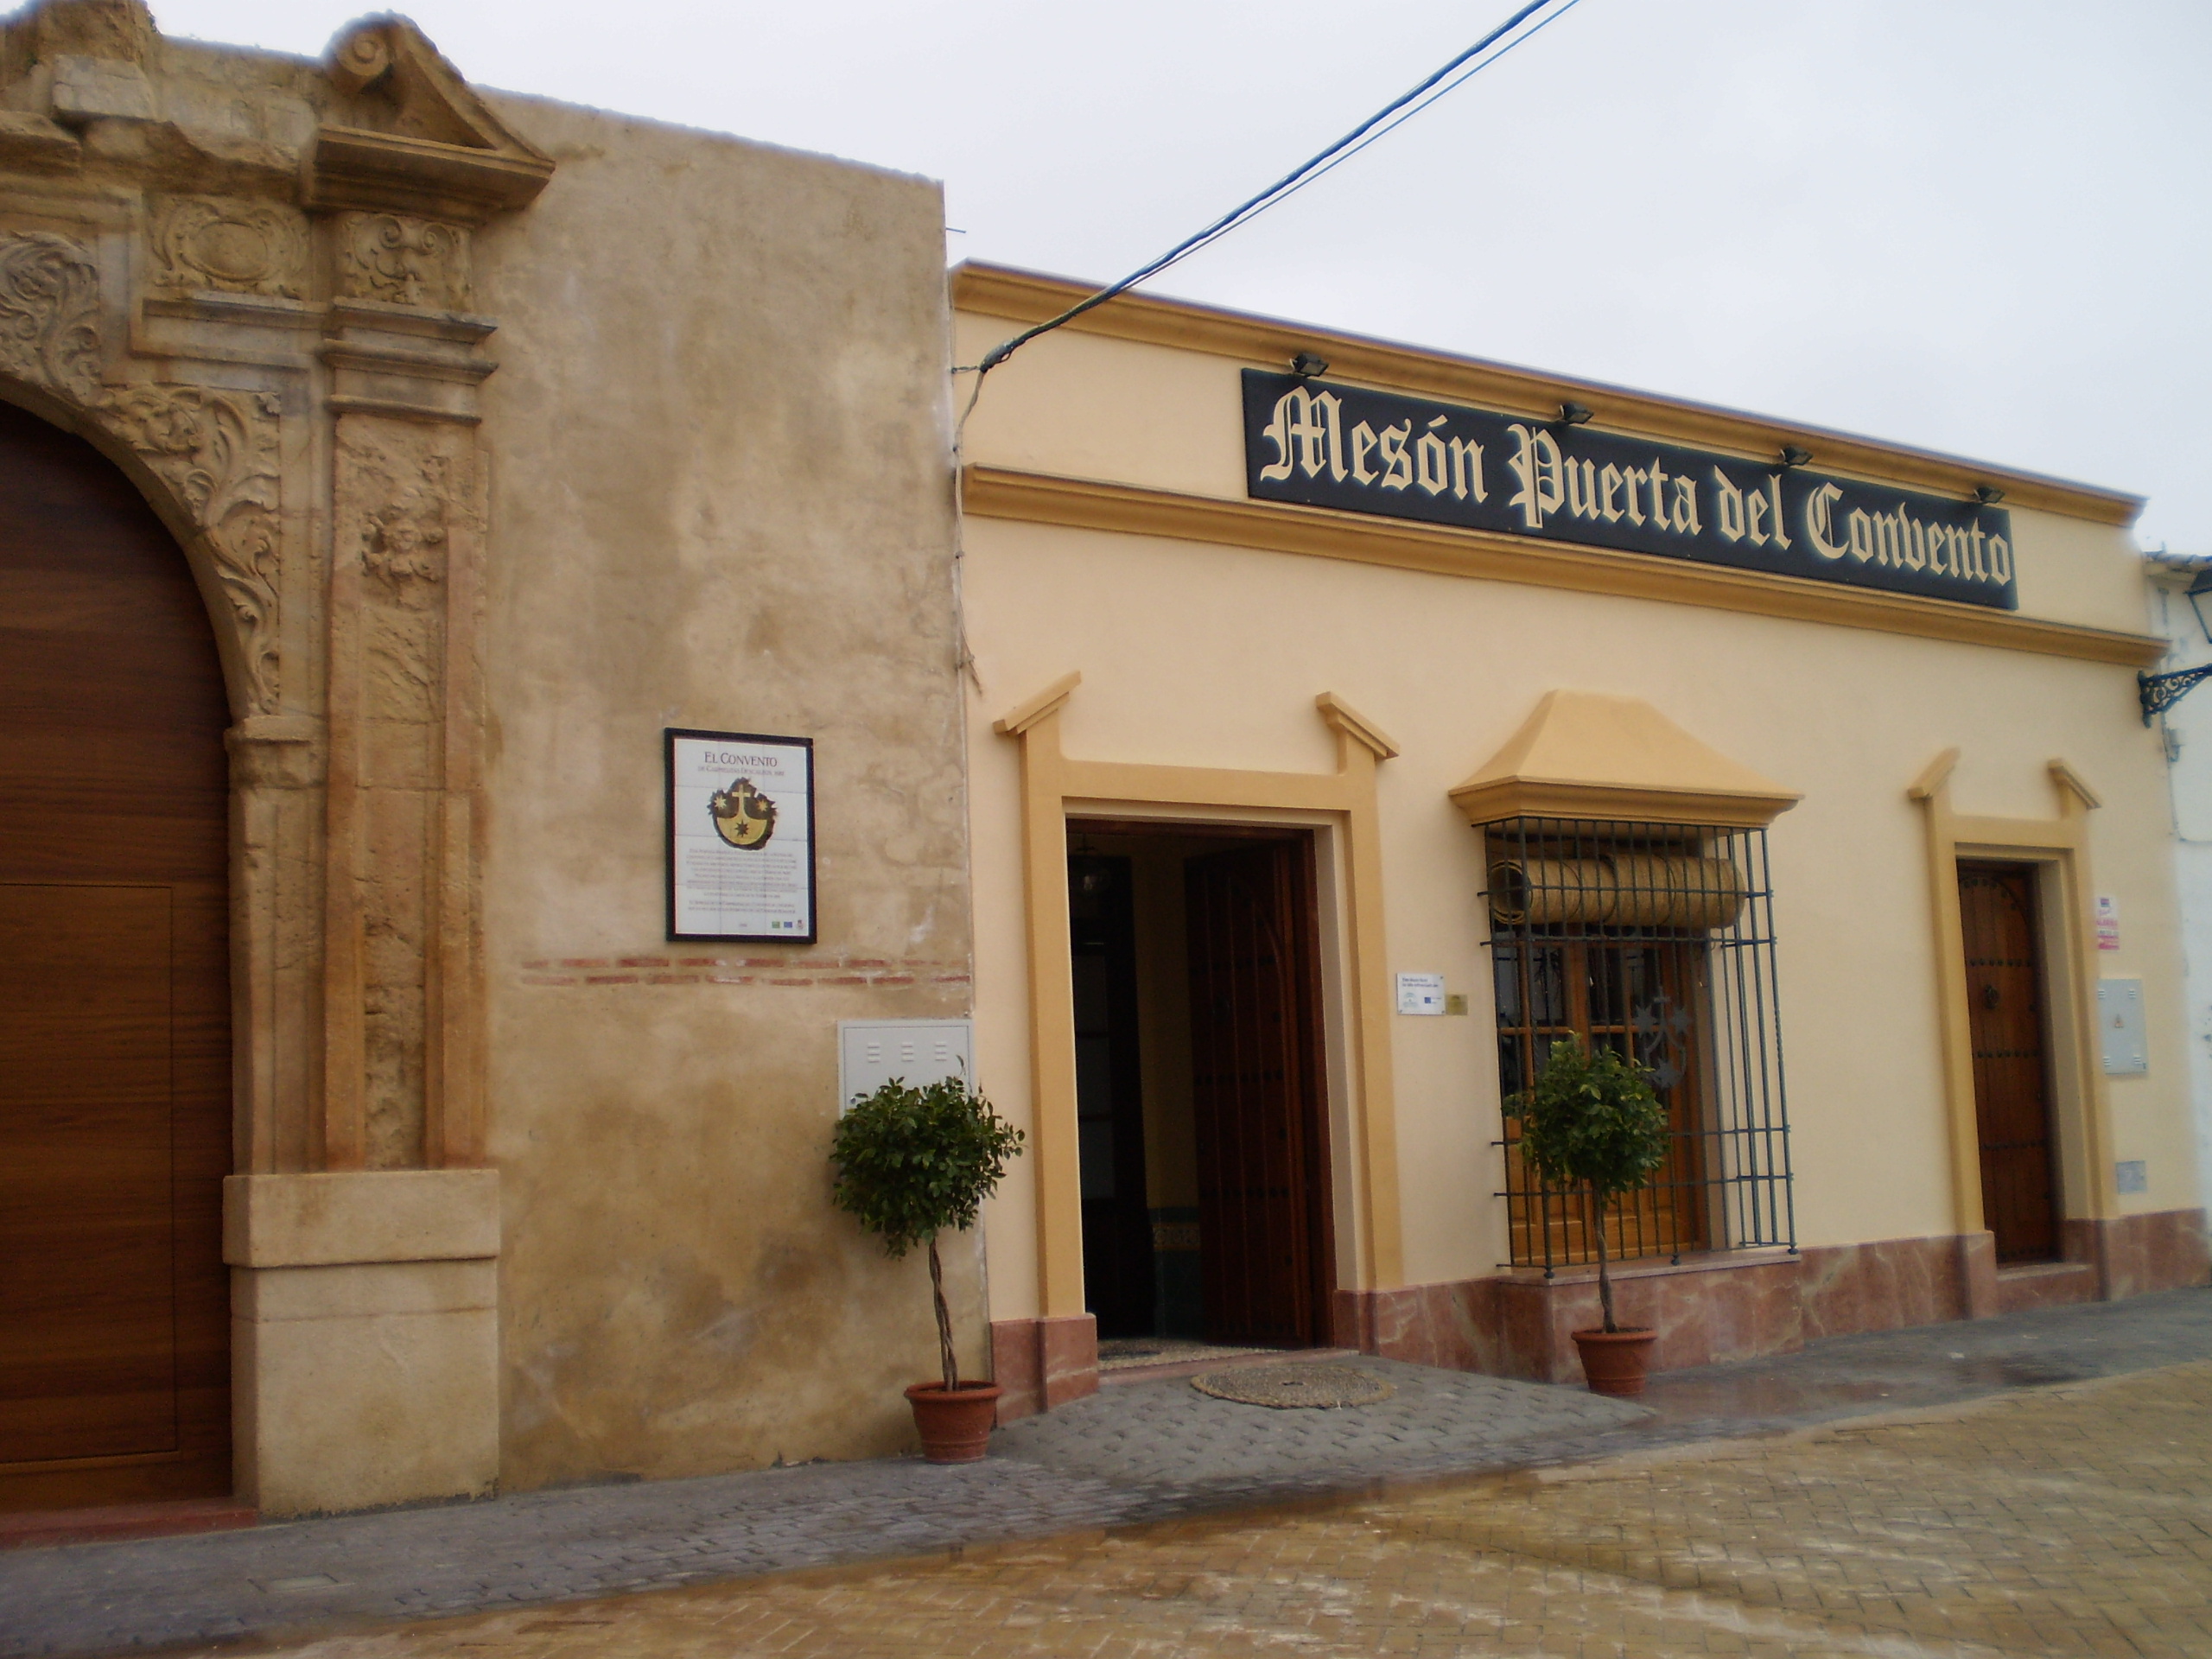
[1315,692,1401,760]
[1910,752,2115,1240]
[953,264,2142,528]
[995,676,1407,1303]
[1907,747,1961,802]
[963,467,2164,670]
[994,670,1081,736]
[2048,758,2103,812]
[1449,690,1801,830]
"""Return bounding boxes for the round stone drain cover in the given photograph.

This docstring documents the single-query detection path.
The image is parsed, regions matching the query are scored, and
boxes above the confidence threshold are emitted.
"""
[1191,1363,1395,1409]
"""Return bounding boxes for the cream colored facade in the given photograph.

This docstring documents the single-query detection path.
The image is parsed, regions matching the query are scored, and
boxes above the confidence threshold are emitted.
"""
[954,266,2208,1403]
[0,0,969,1516]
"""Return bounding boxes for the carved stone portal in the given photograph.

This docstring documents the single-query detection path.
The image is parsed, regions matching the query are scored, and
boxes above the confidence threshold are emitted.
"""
[339,212,470,309]
[0,230,284,710]
[152,196,308,299]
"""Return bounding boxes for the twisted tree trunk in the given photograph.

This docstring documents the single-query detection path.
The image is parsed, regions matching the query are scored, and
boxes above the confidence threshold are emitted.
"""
[926,1234,959,1391]
[1591,1183,1618,1334]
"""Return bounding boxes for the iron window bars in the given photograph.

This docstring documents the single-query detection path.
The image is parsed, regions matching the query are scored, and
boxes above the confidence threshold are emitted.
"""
[1484,815,1794,1273]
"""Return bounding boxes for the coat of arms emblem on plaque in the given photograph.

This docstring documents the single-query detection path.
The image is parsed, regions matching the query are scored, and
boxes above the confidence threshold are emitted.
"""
[709,776,779,849]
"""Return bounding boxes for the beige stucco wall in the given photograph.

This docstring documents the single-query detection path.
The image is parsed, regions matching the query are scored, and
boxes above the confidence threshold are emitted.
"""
[470,100,971,1489]
[957,305,2194,1319]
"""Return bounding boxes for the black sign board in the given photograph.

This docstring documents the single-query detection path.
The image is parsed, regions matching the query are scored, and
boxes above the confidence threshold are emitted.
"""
[1241,371,2016,611]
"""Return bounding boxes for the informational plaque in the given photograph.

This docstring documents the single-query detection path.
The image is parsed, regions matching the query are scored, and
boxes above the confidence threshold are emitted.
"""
[665,728,816,944]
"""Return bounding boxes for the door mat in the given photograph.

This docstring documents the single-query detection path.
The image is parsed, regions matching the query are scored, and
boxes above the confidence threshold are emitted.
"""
[1191,1363,1395,1408]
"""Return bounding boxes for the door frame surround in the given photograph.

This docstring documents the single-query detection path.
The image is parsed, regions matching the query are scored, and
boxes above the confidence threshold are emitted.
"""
[994,672,1404,1322]
[1910,751,2115,1294]
[0,11,552,1514]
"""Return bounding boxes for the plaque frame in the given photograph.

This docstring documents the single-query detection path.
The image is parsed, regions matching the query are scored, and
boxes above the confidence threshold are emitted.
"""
[664,726,818,944]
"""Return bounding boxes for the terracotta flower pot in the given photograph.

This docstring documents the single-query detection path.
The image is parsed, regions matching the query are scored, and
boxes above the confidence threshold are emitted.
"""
[904,1381,1002,1463]
[1572,1327,1657,1396]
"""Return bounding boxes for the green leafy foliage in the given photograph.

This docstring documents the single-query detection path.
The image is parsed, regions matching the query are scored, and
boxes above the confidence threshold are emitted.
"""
[1504,1035,1670,1202]
[1503,1034,1670,1334]
[830,1076,1024,1258]
[830,1076,1024,1392]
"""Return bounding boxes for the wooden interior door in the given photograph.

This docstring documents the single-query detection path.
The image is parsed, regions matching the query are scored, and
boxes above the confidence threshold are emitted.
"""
[0,400,232,1510]
[1959,863,2061,1262]
[1184,837,1330,1346]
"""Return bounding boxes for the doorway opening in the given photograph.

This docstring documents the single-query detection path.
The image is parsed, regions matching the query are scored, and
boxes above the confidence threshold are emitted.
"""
[1067,821,1336,1357]
[1958,861,2063,1262]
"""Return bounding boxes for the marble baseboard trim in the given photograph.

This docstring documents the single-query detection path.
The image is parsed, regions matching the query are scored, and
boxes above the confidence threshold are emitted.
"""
[988,1313,1099,1424]
[2064,1208,2211,1300]
[1994,1260,2099,1313]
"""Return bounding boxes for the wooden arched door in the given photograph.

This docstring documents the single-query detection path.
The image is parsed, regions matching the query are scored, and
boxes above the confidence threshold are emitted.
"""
[0,400,233,1510]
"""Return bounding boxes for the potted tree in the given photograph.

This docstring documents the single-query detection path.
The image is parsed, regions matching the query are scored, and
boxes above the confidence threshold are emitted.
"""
[1504,1034,1672,1396]
[830,1074,1024,1461]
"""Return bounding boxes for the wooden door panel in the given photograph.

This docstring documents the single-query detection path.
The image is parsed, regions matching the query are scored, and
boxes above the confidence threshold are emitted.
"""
[1959,864,2059,1262]
[0,884,177,1462]
[0,400,232,1510]
[1185,840,1329,1348]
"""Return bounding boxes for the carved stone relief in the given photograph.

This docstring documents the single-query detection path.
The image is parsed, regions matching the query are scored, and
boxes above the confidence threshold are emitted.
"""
[0,230,284,710]
[152,196,308,298]
[336,417,473,1169]
[0,231,100,399]
[338,212,470,309]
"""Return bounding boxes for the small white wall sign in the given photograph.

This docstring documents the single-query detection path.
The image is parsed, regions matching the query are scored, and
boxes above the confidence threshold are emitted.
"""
[1395,972,1446,1016]
[2098,978,2146,1075]
[838,1019,974,1112]
[2095,894,2120,950]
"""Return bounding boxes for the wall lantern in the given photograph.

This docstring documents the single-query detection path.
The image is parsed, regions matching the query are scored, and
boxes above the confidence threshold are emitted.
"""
[1557,402,1594,427]
[1288,352,1329,378]
[1777,444,1813,469]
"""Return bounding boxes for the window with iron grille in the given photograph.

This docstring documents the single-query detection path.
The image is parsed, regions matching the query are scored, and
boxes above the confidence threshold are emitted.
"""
[1484,816,1794,1272]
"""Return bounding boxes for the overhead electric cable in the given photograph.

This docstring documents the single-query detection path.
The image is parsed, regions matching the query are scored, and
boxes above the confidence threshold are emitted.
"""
[960,0,1579,387]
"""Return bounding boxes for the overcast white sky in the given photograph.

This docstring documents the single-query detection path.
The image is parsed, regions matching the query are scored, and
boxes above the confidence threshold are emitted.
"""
[156,0,2211,550]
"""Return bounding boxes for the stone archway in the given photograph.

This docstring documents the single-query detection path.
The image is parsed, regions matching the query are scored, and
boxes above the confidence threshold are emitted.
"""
[0,0,550,1516]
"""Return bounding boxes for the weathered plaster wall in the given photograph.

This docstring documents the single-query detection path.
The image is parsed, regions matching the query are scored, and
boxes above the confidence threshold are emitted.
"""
[473,99,970,1488]
[957,305,2195,1319]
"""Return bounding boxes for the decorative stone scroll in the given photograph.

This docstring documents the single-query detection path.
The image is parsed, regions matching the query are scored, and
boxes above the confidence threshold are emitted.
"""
[338,212,469,308]
[152,196,308,299]
[0,229,284,709]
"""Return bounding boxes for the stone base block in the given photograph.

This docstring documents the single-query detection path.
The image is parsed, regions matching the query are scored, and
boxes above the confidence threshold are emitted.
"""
[225,1171,500,1516]
[988,1314,1098,1423]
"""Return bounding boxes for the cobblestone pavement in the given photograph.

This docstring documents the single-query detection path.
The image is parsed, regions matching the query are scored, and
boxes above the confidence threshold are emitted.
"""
[3,1287,2209,1657]
[186,1358,2212,1659]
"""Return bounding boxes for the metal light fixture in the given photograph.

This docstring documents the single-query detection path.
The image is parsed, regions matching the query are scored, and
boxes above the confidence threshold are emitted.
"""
[1777,444,1813,469]
[2188,569,2212,644]
[2136,569,2212,723]
[1558,402,1594,427]
[1974,485,2005,505]
[1289,352,1329,378]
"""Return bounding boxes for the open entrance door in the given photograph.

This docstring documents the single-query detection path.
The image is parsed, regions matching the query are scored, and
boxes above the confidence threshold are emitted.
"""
[1958,861,2062,1262]
[0,403,233,1510]
[1068,824,1333,1351]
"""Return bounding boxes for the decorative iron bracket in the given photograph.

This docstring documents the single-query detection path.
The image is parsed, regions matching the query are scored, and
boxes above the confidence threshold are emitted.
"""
[2139,664,2212,724]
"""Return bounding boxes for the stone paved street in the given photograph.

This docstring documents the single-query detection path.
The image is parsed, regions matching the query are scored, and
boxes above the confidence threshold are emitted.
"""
[3,1290,2209,1656]
[200,1359,2212,1659]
